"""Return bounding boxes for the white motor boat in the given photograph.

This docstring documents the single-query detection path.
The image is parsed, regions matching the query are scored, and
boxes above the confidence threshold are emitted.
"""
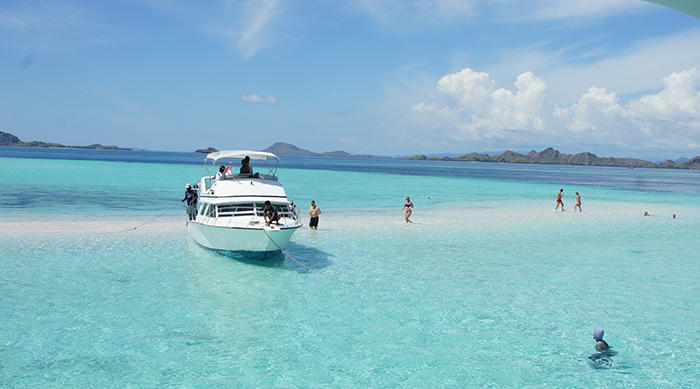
[187,150,302,259]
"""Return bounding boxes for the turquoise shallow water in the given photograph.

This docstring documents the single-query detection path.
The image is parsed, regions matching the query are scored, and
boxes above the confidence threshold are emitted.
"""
[1,149,700,387]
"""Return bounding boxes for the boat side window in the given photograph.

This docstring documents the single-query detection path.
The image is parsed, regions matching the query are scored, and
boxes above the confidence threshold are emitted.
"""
[215,204,256,217]
[202,204,215,218]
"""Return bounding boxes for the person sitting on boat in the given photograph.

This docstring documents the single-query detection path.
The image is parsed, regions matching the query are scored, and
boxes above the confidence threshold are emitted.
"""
[215,166,226,181]
[263,201,281,225]
[181,183,198,221]
[240,156,253,174]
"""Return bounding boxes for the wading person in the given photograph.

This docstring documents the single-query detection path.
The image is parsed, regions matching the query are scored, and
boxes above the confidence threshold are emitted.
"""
[400,196,414,223]
[575,192,582,212]
[181,183,198,221]
[556,189,564,211]
[309,200,321,230]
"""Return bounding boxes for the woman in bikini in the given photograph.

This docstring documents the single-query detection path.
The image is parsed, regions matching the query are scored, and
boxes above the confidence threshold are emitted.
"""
[400,196,414,223]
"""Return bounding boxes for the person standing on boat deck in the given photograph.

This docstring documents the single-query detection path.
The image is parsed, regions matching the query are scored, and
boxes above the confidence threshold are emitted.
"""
[309,200,321,230]
[215,166,226,181]
[289,200,297,217]
[400,196,414,223]
[555,189,564,211]
[263,201,281,225]
[181,183,198,221]
[240,156,253,174]
[575,192,582,212]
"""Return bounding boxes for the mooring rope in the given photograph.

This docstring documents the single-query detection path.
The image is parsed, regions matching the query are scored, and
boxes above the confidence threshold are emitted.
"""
[109,202,182,233]
[0,278,34,287]
[262,227,324,274]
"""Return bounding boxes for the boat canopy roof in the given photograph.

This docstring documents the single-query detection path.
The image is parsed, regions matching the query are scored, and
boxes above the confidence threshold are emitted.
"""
[205,150,279,164]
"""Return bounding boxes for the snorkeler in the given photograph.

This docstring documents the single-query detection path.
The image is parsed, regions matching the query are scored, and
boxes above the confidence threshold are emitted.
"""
[588,327,617,366]
[593,328,610,352]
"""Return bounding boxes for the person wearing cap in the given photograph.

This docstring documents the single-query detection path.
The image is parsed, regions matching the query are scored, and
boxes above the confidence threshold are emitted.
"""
[309,200,321,229]
[181,183,198,221]
[588,327,617,366]
[592,328,610,352]
[289,199,297,217]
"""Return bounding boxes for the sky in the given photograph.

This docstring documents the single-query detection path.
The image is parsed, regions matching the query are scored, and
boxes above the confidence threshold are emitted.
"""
[1,0,700,160]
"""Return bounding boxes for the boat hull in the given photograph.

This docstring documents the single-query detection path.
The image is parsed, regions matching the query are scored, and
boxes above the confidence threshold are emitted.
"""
[187,221,300,259]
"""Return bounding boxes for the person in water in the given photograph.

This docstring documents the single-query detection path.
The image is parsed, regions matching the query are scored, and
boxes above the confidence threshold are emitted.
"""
[240,156,253,174]
[555,189,564,211]
[181,183,198,221]
[588,327,617,366]
[400,196,414,223]
[574,192,582,212]
[309,200,321,230]
[593,328,610,352]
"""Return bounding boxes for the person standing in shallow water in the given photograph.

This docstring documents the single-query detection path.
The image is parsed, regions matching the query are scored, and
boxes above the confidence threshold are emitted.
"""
[181,183,198,221]
[400,196,414,223]
[555,189,564,211]
[575,192,582,212]
[309,200,321,230]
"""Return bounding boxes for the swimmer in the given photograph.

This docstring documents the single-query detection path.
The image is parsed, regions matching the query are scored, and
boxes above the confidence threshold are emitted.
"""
[644,211,650,216]
[588,327,617,366]
[593,328,610,352]
[673,214,676,219]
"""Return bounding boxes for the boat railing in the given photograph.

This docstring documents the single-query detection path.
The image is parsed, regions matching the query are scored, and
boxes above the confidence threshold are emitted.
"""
[210,203,299,228]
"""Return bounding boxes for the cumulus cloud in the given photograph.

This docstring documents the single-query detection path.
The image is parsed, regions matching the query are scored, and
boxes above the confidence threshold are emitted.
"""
[407,67,700,154]
[241,94,278,104]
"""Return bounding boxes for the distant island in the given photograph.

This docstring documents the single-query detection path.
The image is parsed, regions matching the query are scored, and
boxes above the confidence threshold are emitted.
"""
[4,131,698,169]
[262,142,381,158]
[0,131,127,150]
[260,142,700,170]
[195,147,218,153]
[407,148,700,169]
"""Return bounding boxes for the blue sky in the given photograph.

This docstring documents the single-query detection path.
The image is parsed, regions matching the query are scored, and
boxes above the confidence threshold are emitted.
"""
[1,0,700,159]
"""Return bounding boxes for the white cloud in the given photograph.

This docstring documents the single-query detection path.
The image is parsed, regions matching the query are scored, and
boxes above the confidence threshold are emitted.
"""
[352,0,649,28]
[404,67,700,156]
[539,29,700,103]
[206,0,286,59]
[629,68,700,121]
[518,0,647,20]
[241,94,278,104]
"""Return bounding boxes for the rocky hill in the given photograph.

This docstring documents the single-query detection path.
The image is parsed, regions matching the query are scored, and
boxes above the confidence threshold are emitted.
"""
[407,147,699,169]
[263,142,379,158]
[263,142,322,156]
[0,131,125,150]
